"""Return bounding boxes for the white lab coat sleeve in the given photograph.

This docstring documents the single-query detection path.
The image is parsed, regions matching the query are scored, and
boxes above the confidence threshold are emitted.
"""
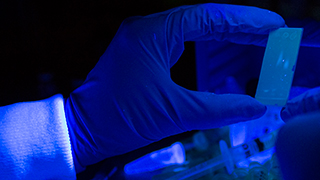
[0,94,76,179]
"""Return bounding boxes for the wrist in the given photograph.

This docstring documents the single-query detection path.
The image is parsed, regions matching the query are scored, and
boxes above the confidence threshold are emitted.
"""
[0,94,76,179]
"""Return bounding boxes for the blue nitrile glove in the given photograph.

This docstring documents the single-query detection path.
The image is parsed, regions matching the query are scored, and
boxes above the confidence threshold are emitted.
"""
[276,112,320,180]
[277,87,320,179]
[64,3,285,172]
[281,87,320,122]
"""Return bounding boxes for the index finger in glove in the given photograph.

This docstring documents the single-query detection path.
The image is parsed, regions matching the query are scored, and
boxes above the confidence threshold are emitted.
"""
[112,3,285,68]
[161,3,285,42]
[156,3,285,66]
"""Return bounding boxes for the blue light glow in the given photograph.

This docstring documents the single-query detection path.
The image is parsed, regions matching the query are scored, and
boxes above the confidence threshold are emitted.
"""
[124,142,185,174]
[230,105,284,148]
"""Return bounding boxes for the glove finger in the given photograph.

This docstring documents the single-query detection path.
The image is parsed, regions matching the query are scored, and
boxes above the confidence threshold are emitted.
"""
[110,3,285,69]
[156,3,285,66]
[164,3,285,43]
[281,87,320,122]
[170,86,267,131]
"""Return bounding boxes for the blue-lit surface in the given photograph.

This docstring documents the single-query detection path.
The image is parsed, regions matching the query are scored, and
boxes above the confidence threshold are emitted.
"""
[157,130,279,179]
[230,105,284,146]
[229,105,283,169]
[166,153,226,180]
[124,142,185,175]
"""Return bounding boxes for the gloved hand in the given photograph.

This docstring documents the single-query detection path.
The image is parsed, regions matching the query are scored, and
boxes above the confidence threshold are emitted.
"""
[64,3,285,172]
[276,112,320,180]
[276,87,320,179]
[281,87,320,121]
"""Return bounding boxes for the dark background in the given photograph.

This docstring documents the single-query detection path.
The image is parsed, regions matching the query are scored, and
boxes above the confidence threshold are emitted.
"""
[0,0,206,105]
[1,0,319,179]
[1,0,320,105]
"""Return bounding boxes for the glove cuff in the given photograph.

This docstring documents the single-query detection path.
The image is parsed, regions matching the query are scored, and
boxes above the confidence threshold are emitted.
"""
[0,94,76,179]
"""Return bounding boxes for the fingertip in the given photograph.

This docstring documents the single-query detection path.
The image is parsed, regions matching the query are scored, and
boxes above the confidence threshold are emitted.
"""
[241,97,267,120]
[262,104,268,115]
[280,107,291,122]
[258,9,286,31]
[266,9,285,24]
[254,102,267,119]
